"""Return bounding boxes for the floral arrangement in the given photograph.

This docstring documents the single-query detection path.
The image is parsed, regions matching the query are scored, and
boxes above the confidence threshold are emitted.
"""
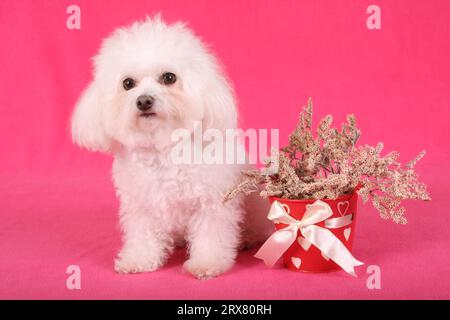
[225,99,431,224]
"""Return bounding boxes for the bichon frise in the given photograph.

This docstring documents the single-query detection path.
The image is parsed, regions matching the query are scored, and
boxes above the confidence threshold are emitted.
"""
[71,16,272,279]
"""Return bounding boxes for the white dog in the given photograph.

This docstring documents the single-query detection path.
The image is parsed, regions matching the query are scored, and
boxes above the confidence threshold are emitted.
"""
[71,16,271,279]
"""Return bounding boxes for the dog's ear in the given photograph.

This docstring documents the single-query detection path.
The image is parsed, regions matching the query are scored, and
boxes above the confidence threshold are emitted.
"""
[202,75,238,131]
[71,82,112,152]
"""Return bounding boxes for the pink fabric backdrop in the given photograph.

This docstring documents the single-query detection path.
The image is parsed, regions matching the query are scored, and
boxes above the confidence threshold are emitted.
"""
[1,0,449,299]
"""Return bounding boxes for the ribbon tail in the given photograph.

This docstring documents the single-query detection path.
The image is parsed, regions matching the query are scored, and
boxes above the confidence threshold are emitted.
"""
[302,225,364,276]
[254,225,298,267]
[325,214,353,229]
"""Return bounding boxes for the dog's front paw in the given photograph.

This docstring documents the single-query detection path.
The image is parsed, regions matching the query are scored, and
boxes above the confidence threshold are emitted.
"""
[114,254,165,274]
[183,258,233,280]
[114,257,161,274]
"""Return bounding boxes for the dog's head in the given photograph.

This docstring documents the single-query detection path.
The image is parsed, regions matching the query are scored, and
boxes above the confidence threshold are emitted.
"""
[71,16,237,152]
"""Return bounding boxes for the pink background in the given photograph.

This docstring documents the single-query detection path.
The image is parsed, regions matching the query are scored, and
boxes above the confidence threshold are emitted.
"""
[1,0,449,299]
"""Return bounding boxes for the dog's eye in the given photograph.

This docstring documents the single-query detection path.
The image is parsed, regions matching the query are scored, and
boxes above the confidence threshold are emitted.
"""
[160,72,177,85]
[123,78,136,90]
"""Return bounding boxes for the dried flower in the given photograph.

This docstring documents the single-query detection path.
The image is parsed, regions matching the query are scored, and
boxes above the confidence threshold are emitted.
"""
[224,99,431,224]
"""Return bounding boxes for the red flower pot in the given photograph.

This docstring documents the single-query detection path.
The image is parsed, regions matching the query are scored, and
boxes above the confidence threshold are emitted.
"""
[268,190,358,273]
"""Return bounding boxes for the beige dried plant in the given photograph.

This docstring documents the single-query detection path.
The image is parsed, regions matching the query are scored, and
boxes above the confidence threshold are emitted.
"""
[225,98,431,224]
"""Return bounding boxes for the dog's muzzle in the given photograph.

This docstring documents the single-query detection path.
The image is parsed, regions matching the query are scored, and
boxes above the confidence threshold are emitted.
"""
[136,95,155,111]
[136,95,156,117]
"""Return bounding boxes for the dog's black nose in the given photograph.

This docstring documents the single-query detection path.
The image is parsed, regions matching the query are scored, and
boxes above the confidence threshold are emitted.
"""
[136,95,154,111]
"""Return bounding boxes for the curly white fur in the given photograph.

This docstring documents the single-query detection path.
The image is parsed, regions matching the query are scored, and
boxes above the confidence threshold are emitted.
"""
[71,16,272,279]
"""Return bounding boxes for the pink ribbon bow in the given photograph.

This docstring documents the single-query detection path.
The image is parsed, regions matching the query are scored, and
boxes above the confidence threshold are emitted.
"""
[254,200,364,276]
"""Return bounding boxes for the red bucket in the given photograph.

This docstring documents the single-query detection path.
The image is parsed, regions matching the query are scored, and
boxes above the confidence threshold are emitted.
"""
[268,190,358,273]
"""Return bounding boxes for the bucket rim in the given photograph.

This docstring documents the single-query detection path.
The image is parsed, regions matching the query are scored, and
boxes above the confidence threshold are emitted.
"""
[268,189,358,204]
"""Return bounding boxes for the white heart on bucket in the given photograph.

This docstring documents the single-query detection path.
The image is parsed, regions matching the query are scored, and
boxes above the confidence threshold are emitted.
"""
[280,203,290,214]
[344,228,352,241]
[297,236,312,251]
[337,201,350,216]
[291,257,302,269]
